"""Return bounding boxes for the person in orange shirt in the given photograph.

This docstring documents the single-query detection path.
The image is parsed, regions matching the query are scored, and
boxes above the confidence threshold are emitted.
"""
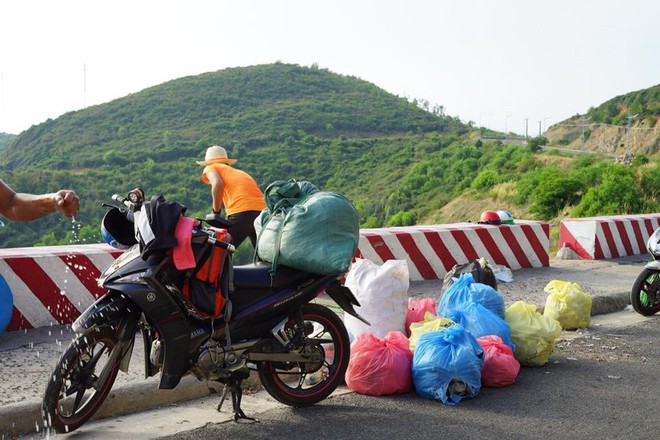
[197,145,266,248]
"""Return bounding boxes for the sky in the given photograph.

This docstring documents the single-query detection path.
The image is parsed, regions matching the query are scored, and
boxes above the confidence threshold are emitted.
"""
[1,0,659,136]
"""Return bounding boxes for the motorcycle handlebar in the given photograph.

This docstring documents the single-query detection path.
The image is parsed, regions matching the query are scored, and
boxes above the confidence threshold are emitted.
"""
[208,235,236,253]
[111,189,234,252]
[112,194,128,206]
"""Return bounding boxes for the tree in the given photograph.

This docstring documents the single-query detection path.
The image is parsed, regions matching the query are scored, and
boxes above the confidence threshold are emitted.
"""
[527,136,549,153]
[573,167,642,217]
[529,175,584,219]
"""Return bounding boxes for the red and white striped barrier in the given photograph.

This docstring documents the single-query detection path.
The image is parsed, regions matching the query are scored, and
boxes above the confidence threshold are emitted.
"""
[558,214,660,260]
[1,220,550,331]
[0,244,122,332]
[356,221,549,281]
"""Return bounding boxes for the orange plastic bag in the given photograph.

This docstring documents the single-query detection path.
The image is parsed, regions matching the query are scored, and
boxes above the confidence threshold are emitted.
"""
[405,297,437,337]
[478,335,521,387]
[345,331,413,396]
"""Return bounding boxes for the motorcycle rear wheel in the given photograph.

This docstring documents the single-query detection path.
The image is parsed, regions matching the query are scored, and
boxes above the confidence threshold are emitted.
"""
[42,326,120,434]
[631,268,660,316]
[257,303,350,407]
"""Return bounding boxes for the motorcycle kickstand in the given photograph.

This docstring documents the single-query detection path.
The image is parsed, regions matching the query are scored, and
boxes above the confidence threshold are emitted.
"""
[216,377,259,423]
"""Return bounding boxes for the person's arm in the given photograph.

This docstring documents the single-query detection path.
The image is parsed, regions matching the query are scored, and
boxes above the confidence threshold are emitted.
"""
[0,180,80,222]
[205,170,225,214]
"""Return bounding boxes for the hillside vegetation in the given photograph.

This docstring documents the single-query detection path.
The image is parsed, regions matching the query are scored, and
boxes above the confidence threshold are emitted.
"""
[2,63,660,258]
[0,133,15,154]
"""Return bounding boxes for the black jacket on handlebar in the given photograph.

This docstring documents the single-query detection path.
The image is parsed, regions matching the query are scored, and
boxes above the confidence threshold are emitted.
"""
[135,195,187,259]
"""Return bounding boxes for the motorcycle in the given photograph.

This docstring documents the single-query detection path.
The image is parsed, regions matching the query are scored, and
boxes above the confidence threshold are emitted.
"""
[631,227,660,315]
[42,188,367,434]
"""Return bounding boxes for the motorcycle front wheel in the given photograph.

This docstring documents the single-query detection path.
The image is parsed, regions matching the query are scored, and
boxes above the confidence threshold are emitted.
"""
[631,268,660,316]
[257,303,350,407]
[42,326,121,434]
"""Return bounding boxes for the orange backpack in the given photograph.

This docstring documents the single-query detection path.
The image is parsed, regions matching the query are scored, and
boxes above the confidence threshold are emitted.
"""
[181,229,232,318]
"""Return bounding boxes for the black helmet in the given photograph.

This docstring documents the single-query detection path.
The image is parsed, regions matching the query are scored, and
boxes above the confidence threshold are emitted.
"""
[101,208,137,249]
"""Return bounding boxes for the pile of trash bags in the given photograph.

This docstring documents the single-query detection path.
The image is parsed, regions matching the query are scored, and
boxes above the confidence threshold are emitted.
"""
[343,258,592,405]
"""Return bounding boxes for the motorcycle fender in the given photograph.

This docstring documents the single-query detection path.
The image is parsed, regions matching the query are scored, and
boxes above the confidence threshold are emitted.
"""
[72,291,133,333]
[74,288,192,389]
[72,292,139,374]
[644,261,660,270]
[325,283,370,326]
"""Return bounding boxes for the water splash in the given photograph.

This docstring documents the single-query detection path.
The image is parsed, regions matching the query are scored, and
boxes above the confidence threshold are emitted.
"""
[70,216,83,244]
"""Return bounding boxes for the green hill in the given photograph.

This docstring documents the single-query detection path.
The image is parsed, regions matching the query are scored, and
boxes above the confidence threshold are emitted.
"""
[1,63,461,170]
[0,63,469,250]
[3,63,660,258]
[0,133,15,154]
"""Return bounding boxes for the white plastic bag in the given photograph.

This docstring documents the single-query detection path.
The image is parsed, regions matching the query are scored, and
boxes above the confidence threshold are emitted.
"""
[343,258,410,341]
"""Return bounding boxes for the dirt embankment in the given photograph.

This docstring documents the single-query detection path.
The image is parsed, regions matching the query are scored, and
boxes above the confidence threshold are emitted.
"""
[545,116,660,157]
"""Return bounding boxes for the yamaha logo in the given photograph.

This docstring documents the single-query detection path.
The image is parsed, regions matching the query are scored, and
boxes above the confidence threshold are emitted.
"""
[146,292,156,302]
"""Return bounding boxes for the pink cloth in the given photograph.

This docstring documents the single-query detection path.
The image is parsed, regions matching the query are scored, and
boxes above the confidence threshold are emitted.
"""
[173,215,196,270]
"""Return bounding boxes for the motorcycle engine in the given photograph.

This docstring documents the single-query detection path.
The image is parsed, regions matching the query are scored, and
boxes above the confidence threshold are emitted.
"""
[198,344,246,377]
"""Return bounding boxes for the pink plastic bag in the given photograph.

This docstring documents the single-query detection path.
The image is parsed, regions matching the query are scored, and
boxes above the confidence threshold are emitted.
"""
[477,335,521,387]
[405,297,437,337]
[345,331,413,396]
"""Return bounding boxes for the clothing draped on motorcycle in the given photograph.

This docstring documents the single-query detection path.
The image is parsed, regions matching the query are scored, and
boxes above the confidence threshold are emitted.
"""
[133,194,233,319]
[134,195,187,259]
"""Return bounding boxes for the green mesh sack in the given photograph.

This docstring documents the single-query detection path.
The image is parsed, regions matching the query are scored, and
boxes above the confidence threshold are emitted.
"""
[255,180,359,276]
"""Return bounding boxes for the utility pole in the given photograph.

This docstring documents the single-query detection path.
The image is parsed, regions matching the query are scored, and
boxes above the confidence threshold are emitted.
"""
[83,64,87,109]
[581,115,590,155]
[0,72,4,133]
[625,114,637,161]
[525,118,529,139]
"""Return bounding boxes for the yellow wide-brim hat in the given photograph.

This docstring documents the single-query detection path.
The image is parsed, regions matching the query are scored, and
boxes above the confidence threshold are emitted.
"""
[196,145,237,166]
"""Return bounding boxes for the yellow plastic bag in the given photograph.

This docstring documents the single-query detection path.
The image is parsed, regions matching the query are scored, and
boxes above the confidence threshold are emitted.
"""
[543,280,592,330]
[504,301,562,367]
[408,312,454,352]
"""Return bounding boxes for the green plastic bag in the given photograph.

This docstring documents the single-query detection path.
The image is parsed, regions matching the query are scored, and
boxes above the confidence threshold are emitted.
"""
[543,280,592,330]
[255,180,359,276]
[504,301,562,367]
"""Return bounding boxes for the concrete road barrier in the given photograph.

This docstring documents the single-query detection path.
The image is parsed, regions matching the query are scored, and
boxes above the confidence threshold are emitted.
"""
[0,244,121,332]
[358,221,549,281]
[1,221,550,331]
[558,213,660,260]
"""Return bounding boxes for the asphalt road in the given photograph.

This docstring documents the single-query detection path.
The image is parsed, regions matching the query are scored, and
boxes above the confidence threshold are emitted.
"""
[159,311,660,440]
[16,310,659,440]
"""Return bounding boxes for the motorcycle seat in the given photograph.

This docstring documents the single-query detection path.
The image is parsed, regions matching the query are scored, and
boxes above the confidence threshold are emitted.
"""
[233,261,316,290]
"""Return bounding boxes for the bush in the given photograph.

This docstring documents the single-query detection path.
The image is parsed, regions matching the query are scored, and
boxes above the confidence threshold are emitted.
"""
[529,175,584,219]
[387,210,417,226]
[471,169,500,190]
[573,167,642,216]
[527,136,549,152]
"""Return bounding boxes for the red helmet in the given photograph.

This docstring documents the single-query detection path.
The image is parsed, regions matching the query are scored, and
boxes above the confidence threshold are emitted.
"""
[479,210,502,225]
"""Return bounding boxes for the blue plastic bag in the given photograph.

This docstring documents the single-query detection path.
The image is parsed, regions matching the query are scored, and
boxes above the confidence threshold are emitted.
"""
[437,273,505,318]
[447,303,515,351]
[0,275,13,335]
[412,324,483,405]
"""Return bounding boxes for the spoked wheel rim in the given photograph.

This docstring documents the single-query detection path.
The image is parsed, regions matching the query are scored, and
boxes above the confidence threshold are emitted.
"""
[43,328,120,433]
[258,304,349,406]
[270,322,338,392]
[632,269,660,315]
